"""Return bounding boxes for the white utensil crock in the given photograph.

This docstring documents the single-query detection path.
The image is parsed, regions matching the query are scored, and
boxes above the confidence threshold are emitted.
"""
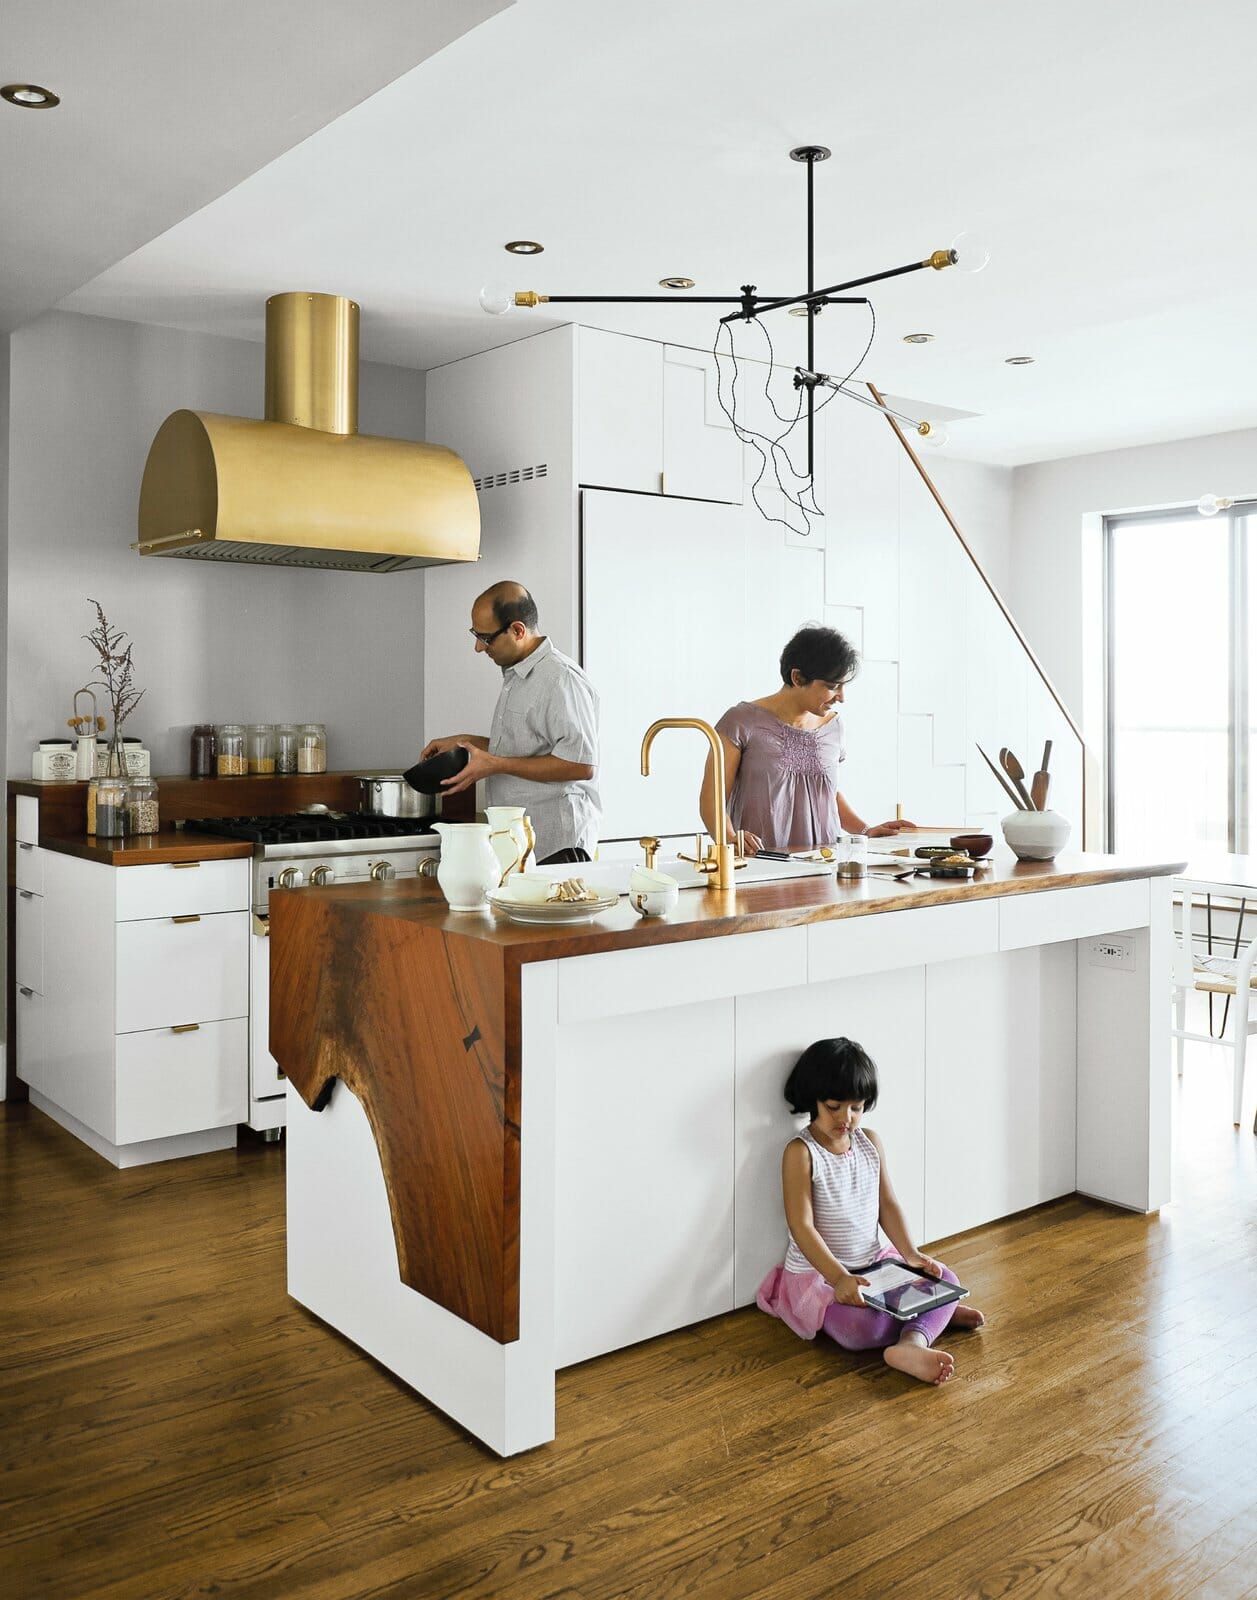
[1001,809,1071,861]
[433,822,500,911]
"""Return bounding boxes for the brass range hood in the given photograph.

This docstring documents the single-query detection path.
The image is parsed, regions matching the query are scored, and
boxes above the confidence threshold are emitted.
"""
[136,293,480,573]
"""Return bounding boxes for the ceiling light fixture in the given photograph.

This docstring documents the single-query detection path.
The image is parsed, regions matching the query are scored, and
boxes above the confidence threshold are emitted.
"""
[504,240,543,255]
[1197,494,1235,518]
[479,144,988,536]
[659,276,695,290]
[1,82,60,109]
[1005,355,1035,366]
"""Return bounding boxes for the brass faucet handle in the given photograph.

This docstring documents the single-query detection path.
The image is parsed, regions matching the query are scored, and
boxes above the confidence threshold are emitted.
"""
[638,836,661,870]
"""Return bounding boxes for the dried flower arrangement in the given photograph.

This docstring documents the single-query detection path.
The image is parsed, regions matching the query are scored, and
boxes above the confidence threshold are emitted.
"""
[83,598,145,774]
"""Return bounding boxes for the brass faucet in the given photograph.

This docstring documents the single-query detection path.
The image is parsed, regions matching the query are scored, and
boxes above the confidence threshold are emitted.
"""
[640,718,736,891]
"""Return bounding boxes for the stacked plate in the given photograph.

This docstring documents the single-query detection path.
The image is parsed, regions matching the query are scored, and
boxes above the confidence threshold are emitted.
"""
[488,890,620,925]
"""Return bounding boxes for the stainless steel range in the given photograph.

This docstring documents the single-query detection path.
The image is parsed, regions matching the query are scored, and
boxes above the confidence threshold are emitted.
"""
[180,811,440,1132]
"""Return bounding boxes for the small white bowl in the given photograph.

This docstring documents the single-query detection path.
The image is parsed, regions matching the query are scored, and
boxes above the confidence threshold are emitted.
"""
[630,880,680,918]
[1001,809,1071,861]
[630,866,680,894]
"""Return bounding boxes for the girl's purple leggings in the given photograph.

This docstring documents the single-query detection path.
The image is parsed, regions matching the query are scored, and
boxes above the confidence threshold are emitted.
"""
[821,1265,961,1350]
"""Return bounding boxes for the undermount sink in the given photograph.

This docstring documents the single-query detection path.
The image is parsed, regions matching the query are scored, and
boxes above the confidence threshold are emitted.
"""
[528,854,835,895]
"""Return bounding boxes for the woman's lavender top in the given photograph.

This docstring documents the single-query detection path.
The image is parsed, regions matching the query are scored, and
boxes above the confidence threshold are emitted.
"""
[714,701,846,851]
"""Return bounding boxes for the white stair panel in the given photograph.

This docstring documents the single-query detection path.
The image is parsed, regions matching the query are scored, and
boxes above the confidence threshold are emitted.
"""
[577,328,662,492]
[899,715,966,825]
[840,659,900,826]
[663,348,744,504]
[824,402,899,661]
[824,604,864,654]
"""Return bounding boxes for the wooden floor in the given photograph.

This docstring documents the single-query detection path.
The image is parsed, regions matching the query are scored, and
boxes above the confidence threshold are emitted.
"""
[4,1040,1257,1600]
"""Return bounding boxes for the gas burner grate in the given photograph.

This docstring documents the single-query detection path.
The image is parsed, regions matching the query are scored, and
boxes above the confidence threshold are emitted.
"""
[183,813,436,845]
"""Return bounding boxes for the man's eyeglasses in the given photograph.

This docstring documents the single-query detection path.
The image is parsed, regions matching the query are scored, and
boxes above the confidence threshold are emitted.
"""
[469,625,510,645]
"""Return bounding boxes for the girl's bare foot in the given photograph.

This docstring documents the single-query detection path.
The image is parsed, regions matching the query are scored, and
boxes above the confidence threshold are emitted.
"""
[884,1339,955,1384]
[951,1305,985,1331]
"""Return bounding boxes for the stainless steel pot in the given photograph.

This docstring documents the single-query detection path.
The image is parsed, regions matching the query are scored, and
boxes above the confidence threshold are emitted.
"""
[355,774,439,819]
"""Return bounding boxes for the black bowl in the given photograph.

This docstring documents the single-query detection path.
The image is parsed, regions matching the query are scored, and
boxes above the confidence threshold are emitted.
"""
[403,746,470,795]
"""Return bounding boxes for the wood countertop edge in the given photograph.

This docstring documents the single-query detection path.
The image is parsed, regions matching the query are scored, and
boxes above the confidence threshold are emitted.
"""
[277,854,1187,970]
[38,833,255,865]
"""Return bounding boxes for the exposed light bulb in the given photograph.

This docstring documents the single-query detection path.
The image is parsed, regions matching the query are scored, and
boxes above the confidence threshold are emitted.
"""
[1197,494,1234,517]
[917,420,949,448]
[949,231,991,274]
[478,282,515,316]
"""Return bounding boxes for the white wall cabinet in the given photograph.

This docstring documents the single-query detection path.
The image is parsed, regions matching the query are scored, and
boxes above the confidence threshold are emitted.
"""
[17,812,250,1168]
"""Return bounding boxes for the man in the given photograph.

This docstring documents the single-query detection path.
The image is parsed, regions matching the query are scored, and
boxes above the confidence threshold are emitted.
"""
[420,581,601,864]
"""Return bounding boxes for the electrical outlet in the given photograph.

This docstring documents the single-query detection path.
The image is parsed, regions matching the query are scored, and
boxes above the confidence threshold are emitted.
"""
[1087,936,1136,971]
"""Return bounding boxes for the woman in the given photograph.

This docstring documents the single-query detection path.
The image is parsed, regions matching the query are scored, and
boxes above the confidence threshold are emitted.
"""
[700,626,913,855]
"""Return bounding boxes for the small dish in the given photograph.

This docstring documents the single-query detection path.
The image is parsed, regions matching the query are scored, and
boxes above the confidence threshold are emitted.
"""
[488,891,620,924]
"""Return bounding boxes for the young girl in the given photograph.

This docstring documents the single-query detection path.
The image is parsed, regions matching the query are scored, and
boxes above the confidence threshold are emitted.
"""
[757,1037,983,1385]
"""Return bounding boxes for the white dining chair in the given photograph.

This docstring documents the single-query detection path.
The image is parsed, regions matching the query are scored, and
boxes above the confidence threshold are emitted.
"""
[1171,886,1257,1127]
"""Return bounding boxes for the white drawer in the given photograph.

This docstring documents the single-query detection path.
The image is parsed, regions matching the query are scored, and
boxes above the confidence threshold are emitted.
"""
[15,984,47,1091]
[115,1017,248,1143]
[16,889,44,995]
[998,880,1151,951]
[115,858,249,922]
[808,899,998,983]
[16,794,39,845]
[116,911,249,1033]
[15,840,44,895]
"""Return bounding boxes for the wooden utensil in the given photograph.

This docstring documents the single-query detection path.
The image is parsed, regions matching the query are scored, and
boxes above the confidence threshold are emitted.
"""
[977,743,1026,809]
[1000,747,1036,811]
[1029,738,1053,809]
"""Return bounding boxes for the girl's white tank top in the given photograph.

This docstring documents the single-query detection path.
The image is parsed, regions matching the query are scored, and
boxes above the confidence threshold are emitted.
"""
[783,1125,881,1273]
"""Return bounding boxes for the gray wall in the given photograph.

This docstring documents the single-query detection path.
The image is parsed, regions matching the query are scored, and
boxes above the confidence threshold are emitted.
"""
[6,310,429,779]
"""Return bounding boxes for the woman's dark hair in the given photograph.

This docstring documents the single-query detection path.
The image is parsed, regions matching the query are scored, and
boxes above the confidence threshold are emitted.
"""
[779,625,859,689]
[784,1037,879,1118]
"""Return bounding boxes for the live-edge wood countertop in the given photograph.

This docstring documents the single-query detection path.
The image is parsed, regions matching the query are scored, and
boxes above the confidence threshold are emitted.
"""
[35,831,254,866]
[269,848,1183,1348]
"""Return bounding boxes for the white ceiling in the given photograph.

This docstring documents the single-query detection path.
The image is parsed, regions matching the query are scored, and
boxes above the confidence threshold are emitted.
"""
[33,0,1257,465]
[0,0,510,331]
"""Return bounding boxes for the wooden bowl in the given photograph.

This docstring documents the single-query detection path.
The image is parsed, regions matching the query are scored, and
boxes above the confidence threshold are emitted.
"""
[950,832,994,858]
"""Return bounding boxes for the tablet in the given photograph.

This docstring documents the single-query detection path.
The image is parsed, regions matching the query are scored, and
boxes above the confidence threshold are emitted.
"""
[853,1258,969,1321]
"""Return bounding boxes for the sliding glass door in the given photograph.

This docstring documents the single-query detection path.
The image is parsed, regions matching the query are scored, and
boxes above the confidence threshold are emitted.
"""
[1107,504,1254,857]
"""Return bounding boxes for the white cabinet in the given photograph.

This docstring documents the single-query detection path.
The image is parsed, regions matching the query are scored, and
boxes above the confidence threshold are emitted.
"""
[21,841,250,1168]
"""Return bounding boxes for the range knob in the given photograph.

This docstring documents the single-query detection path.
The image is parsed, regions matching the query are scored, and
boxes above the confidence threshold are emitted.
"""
[309,864,334,887]
[276,866,304,890]
[370,860,396,882]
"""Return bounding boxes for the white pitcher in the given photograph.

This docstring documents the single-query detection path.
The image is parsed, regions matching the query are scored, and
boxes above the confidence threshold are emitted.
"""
[432,822,500,911]
[484,806,535,886]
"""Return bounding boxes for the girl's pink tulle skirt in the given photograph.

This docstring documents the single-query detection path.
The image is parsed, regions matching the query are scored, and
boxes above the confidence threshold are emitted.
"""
[756,1246,900,1340]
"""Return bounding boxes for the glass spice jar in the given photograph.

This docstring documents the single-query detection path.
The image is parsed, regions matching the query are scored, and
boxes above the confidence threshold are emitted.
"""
[126,776,160,835]
[190,724,216,778]
[95,773,129,838]
[274,724,298,775]
[297,722,327,773]
[216,723,246,776]
[246,723,276,774]
[86,777,99,836]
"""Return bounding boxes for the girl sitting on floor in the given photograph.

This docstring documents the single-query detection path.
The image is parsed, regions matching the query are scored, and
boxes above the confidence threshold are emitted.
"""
[757,1036,984,1385]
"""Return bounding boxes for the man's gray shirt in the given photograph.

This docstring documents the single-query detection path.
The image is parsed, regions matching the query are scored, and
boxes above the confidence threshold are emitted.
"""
[486,637,601,860]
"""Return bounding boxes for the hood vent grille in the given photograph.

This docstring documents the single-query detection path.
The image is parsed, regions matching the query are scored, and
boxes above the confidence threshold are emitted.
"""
[137,293,479,573]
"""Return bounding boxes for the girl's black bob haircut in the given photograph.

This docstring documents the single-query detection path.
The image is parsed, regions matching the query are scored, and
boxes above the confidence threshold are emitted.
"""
[784,1037,879,1118]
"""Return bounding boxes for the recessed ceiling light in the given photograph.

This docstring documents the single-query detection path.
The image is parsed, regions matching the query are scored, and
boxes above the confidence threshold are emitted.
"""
[658,277,695,290]
[505,240,543,255]
[902,332,934,344]
[2,82,60,109]
[1005,355,1035,366]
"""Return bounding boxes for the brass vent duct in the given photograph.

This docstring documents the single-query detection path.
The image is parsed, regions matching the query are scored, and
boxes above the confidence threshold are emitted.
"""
[136,292,480,573]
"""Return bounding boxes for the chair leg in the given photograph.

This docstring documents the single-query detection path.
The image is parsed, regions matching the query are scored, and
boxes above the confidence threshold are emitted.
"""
[1174,990,1186,1077]
[1232,1014,1248,1128]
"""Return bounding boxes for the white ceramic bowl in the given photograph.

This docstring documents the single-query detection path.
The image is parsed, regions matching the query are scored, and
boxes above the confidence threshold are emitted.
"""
[630,880,680,918]
[501,871,555,904]
[630,866,680,893]
[1001,809,1071,861]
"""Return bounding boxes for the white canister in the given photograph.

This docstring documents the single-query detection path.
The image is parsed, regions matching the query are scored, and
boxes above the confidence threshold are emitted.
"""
[122,738,151,777]
[1001,809,1071,861]
[32,739,76,780]
[432,822,501,912]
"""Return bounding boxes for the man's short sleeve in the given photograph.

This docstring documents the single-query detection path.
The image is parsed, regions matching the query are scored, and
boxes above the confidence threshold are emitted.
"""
[544,665,599,766]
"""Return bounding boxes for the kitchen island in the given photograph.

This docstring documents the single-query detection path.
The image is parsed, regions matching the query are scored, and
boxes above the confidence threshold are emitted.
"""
[271,852,1180,1455]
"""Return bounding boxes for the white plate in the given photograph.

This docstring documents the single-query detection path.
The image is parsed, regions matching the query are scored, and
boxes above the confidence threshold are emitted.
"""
[489,891,620,924]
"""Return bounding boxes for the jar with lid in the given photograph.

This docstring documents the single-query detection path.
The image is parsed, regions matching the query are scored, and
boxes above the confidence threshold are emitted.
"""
[297,722,327,773]
[274,724,298,775]
[121,737,151,777]
[246,723,276,774]
[190,724,216,778]
[216,723,246,776]
[94,737,112,776]
[32,739,76,781]
[126,776,160,835]
[95,773,129,838]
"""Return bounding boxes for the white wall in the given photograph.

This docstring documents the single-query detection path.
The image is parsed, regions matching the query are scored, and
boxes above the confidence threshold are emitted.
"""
[6,310,430,778]
[1010,426,1257,739]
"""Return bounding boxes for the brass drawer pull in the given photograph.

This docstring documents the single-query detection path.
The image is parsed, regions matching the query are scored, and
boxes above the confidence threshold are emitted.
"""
[171,1023,200,1034]
[171,914,201,924]
[252,914,270,938]
[171,861,201,869]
